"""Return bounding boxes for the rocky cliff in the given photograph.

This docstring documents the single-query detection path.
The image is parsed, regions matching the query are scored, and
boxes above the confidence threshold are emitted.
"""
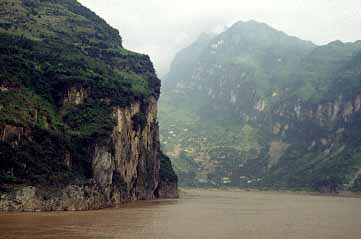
[262,50,361,191]
[0,0,177,211]
[159,20,360,191]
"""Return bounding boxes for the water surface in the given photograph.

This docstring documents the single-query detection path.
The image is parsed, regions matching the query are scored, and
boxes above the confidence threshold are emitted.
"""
[0,189,360,239]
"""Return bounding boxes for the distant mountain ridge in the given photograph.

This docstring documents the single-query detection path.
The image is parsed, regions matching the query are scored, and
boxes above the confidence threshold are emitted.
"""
[159,20,361,191]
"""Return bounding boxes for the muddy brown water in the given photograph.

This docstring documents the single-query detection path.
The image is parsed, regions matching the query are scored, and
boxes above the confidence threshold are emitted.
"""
[0,189,360,239]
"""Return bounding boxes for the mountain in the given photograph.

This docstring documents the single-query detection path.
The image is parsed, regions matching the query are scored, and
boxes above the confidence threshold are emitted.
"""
[263,49,361,191]
[159,20,361,192]
[163,20,316,122]
[0,0,177,211]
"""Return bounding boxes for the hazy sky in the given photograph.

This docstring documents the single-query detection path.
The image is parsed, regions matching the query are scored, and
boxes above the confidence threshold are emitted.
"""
[79,0,360,77]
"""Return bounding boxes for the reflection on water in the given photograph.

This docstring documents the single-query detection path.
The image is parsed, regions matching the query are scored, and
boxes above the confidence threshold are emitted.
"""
[0,190,360,239]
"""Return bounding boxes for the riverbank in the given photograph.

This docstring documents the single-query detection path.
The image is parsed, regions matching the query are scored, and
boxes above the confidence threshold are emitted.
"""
[178,187,361,198]
[0,184,178,212]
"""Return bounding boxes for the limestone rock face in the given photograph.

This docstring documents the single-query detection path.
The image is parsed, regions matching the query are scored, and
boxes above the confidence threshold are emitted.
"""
[0,97,177,212]
[91,97,161,201]
[0,185,107,212]
[156,181,178,199]
[0,0,177,211]
[63,87,89,106]
[160,19,361,190]
[0,125,32,144]
[263,92,361,190]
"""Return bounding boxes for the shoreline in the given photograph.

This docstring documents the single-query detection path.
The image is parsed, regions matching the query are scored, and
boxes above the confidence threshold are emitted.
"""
[178,187,361,198]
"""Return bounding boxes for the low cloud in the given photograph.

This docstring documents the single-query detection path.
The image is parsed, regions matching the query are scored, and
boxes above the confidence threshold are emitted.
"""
[79,0,360,77]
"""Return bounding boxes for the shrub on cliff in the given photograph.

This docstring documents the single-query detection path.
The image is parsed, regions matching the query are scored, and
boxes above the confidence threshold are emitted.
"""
[351,176,361,192]
[159,152,178,183]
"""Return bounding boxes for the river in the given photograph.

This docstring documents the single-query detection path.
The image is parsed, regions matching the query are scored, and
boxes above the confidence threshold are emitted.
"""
[0,189,360,239]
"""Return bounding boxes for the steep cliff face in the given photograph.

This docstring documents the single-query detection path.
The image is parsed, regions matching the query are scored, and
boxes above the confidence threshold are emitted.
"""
[263,52,361,191]
[0,0,177,211]
[160,20,360,191]
[160,21,316,186]
[0,97,167,211]
[94,97,161,201]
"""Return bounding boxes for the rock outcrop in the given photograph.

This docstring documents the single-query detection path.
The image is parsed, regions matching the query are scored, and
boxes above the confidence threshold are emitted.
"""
[0,0,177,211]
[0,97,174,211]
[160,20,361,191]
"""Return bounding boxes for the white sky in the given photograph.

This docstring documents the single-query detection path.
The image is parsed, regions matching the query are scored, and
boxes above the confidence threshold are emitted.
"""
[79,0,360,77]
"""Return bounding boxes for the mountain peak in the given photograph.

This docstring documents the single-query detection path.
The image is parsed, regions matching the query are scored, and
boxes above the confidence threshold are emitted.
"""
[230,19,279,32]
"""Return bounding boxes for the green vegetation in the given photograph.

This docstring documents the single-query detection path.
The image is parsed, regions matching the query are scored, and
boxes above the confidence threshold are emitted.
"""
[159,91,267,187]
[0,89,62,129]
[351,176,361,192]
[160,20,361,191]
[0,0,164,187]
[63,102,114,138]
[159,151,178,183]
[0,129,74,186]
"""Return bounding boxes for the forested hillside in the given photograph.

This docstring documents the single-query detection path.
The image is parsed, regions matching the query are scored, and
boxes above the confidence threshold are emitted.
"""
[0,0,177,211]
[160,20,361,192]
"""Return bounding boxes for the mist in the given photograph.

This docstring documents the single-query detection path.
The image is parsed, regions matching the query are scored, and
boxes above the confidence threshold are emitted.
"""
[78,0,360,76]
[1,0,361,235]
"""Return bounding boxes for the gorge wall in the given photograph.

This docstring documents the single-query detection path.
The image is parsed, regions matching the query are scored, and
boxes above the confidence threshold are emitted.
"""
[0,0,177,211]
[159,20,361,192]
